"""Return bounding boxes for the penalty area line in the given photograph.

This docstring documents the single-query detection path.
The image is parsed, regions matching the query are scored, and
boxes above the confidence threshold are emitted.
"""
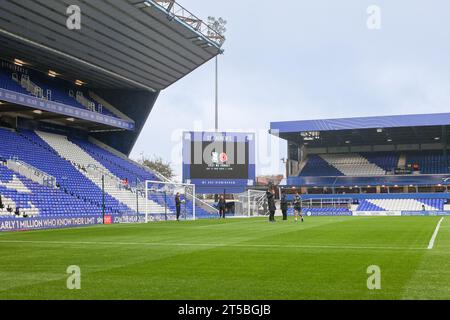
[427,217,445,250]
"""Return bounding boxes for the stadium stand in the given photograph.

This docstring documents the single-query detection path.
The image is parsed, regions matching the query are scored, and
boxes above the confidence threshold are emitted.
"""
[301,207,352,215]
[319,153,386,176]
[300,153,390,176]
[70,137,160,183]
[0,70,28,94]
[42,131,214,218]
[0,0,223,230]
[70,138,215,218]
[273,113,450,216]
[0,64,117,118]
[299,154,344,176]
[356,198,444,211]
[0,127,215,219]
[360,152,399,172]
[0,161,99,217]
[37,131,143,210]
[298,150,450,177]
[0,127,128,216]
[405,151,450,174]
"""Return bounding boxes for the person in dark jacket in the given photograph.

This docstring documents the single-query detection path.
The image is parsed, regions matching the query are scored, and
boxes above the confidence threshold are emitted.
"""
[175,192,182,221]
[293,192,303,222]
[218,195,227,219]
[280,194,288,220]
[267,189,276,222]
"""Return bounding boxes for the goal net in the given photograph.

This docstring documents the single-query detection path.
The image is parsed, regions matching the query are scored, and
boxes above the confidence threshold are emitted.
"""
[234,189,268,217]
[144,180,196,222]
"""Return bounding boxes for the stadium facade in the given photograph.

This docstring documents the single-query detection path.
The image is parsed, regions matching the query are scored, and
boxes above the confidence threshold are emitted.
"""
[271,113,450,216]
[0,0,224,231]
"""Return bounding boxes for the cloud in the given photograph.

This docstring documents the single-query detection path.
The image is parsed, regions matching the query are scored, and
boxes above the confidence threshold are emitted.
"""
[131,0,450,181]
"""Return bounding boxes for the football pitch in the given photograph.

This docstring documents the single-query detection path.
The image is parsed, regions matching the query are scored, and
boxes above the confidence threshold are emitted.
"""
[0,216,449,300]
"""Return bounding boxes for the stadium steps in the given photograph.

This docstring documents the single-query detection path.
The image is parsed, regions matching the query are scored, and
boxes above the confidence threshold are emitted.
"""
[356,200,386,211]
[319,153,386,176]
[35,131,168,215]
[0,164,100,218]
[0,195,19,217]
[0,173,39,217]
[72,137,158,183]
[299,154,343,176]
[364,199,440,211]
[0,195,36,217]
[14,130,122,214]
[0,173,31,194]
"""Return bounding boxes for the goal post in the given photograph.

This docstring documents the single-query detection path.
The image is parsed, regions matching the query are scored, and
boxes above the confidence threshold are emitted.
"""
[144,180,196,223]
[234,189,268,217]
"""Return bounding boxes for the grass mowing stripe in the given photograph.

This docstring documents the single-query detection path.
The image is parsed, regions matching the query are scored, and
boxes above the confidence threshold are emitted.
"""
[428,217,445,250]
[0,239,427,251]
[0,216,445,299]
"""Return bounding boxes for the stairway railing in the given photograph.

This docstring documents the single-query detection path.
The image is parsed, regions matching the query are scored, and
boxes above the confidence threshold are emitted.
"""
[5,158,56,188]
[85,164,147,198]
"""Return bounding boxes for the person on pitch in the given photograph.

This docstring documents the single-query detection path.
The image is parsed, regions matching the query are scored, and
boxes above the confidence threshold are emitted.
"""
[218,195,227,219]
[293,192,303,222]
[175,192,182,221]
[267,188,276,222]
[280,193,288,221]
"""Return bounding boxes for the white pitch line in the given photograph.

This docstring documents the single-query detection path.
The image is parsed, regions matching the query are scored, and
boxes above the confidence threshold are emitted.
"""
[428,217,445,250]
[0,240,426,251]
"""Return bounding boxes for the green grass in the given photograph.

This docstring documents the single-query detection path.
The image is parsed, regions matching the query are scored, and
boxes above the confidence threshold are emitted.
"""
[0,216,449,300]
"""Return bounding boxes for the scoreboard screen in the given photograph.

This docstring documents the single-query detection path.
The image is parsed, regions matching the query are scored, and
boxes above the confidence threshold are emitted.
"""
[182,132,256,193]
[189,140,249,179]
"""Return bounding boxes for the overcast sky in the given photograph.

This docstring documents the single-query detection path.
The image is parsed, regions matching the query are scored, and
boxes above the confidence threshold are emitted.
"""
[130,0,450,181]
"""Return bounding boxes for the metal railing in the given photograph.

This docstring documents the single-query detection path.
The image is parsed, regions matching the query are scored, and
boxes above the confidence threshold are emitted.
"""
[185,192,219,214]
[86,164,127,189]
[20,75,43,99]
[76,92,98,113]
[5,158,57,188]
[301,198,353,209]
[145,0,226,47]
[86,164,147,198]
